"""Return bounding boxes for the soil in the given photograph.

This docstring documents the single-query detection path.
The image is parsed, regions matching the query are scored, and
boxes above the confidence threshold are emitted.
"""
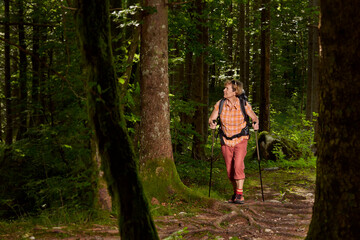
[156,168,315,240]
[1,168,315,240]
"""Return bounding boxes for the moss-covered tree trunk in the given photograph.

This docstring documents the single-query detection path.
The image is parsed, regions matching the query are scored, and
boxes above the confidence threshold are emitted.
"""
[140,0,188,202]
[306,0,360,239]
[75,1,159,239]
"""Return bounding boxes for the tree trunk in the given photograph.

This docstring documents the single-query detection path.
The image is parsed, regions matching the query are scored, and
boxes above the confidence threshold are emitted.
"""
[179,49,193,147]
[191,0,205,161]
[245,0,250,94]
[16,0,28,139]
[251,0,261,106]
[226,2,233,76]
[31,3,40,127]
[239,1,245,86]
[39,28,47,125]
[306,0,360,239]
[75,0,159,239]
[306,0,320,146]
[140,0,186,204]
[259,0,271,132]
[4,0,12,145]
[202,8,209,144]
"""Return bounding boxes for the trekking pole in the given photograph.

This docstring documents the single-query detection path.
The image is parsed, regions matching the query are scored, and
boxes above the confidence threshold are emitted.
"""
[208,122,216,197]
[255,129,265,202]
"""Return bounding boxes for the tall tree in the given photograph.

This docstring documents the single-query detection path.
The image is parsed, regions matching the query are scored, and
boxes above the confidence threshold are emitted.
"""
[306,0,320,143]
[140,0,189,202]
[259,0,270,132]
[306,0,360,239]
[202,2,209,145]
[4,0,12,145]
[75,0,159,238]
[245,0,250,93]
[31,1,40,127]
[226,1,234,76]
[238,0,246,86]
[191,0,205,160]
[16,0,28,139]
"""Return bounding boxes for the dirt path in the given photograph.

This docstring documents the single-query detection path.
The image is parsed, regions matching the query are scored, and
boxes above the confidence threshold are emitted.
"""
[1,169,315,239]
[156,186,314,240]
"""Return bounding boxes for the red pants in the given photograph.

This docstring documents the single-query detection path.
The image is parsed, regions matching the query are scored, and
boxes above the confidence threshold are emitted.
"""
[221,140,248,180]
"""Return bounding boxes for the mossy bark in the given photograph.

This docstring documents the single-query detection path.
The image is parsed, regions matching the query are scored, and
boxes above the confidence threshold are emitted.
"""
[306,1,360,239]
[75,1,159,239]
[139,0,196,202]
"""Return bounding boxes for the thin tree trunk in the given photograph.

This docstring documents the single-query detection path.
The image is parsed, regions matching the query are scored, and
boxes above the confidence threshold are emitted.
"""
[4,0,12,145]
[17,0,28,139]
[306,0,320,150]
[306,0,360,238]
[259,0,271,132]
[191,0,205,160]
[75,0,159,238]
[245,0,250,94]
[31,3,40,127]
[203,7,209,144]
[251,0,261,106]
[239,1,245,86]
[227,2,233,76]
[39,28,47,124]
[306,0,319,121]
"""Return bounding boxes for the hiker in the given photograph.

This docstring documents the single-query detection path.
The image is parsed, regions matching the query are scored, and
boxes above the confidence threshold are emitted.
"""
[208,80,259,204]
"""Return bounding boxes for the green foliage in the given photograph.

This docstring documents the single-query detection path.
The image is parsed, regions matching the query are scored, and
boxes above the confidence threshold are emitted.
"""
[169,92,202,154]
[163,227,189,240]
[0,120,97,218]
[123,82,141,135]
[271,97,316,160]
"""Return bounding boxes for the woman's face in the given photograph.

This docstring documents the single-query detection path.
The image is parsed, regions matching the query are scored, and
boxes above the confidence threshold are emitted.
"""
[223,83,236,99]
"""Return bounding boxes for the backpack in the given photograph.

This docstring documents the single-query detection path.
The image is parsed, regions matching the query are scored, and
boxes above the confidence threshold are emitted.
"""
[217,93,251,144]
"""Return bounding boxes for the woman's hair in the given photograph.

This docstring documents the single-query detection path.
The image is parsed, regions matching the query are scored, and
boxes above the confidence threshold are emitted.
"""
[224,80,243,96]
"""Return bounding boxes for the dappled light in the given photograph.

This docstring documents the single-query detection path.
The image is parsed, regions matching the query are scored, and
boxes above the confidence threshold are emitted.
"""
[1,0,359,239]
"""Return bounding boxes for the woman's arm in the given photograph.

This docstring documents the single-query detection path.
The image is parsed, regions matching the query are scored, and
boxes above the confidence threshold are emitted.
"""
[245,104,259,130]
[208,101,220,129]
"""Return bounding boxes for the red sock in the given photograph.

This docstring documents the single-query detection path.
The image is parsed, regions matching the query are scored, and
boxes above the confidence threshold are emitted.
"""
[236,189,243,195]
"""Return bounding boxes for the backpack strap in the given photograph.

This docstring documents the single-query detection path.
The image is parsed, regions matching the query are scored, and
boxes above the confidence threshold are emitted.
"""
[217,95,251,145]
[239,96,251,127]
[218,98,226,116]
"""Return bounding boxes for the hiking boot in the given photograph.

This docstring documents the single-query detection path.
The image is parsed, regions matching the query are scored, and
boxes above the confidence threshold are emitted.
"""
[228,194,236,203]
[234,193,244,204]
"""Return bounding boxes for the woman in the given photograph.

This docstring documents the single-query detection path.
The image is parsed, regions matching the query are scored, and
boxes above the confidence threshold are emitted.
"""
[209,80,259,204]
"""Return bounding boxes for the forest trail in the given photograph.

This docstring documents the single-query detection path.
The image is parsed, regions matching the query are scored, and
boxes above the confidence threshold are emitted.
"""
[1,169,315,239]
[156,183,314,240]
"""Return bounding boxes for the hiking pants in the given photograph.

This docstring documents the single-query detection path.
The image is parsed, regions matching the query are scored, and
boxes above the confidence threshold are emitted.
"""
[221,140,248,180]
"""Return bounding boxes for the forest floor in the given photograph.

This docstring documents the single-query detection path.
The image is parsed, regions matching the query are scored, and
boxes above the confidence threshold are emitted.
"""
[0,168,315,240]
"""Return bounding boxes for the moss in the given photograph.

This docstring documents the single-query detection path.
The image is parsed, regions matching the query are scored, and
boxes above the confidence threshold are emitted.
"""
[141,157,204,206]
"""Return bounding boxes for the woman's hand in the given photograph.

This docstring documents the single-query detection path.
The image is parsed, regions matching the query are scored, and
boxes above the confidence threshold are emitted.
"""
[209,119,217,130]
[252,121,259,131]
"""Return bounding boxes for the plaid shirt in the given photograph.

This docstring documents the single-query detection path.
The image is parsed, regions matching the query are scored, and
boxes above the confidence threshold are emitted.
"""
[214,98,253,147]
